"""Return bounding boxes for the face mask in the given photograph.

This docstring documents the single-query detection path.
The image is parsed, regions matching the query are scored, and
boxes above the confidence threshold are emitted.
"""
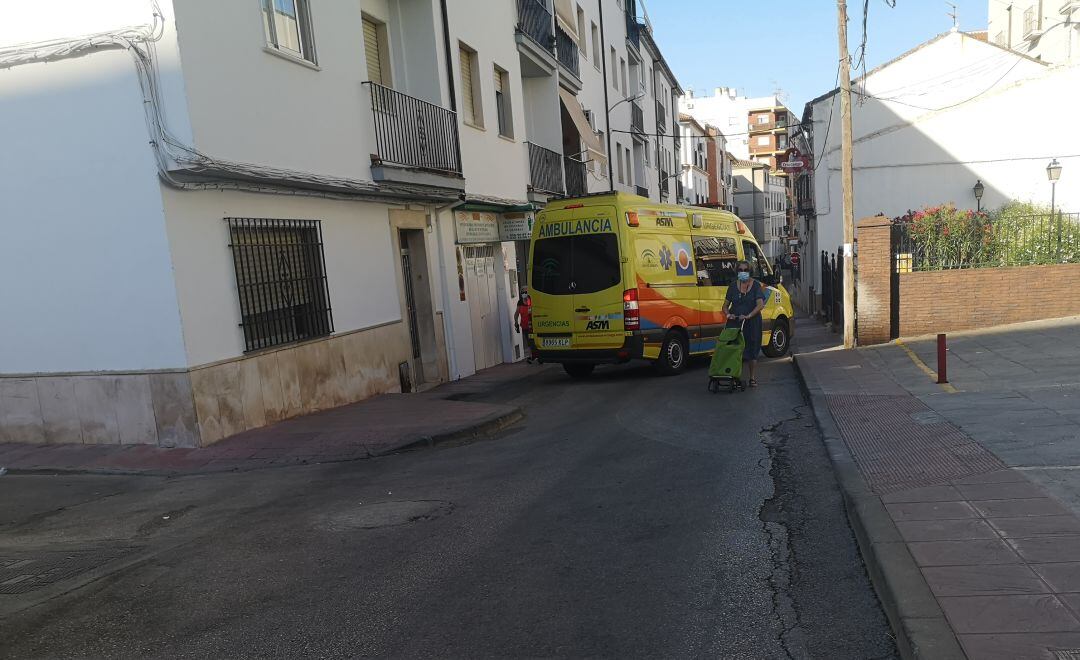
[737,271,750,282]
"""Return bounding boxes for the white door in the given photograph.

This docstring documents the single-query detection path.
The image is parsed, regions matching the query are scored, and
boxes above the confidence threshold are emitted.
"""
[461,245,502,371]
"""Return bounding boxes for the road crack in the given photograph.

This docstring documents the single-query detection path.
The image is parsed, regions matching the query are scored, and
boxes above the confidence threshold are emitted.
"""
[758,406,810,660]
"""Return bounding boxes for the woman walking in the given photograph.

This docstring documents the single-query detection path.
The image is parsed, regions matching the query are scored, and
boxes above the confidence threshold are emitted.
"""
[722,260,768,387]
[514,287,535,364]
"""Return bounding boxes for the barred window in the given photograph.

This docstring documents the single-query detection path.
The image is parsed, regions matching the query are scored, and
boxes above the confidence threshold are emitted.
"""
[227,218,334,352]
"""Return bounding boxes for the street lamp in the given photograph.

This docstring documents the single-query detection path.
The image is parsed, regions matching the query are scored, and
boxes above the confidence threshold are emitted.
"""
[1048,159,1063,259]
[973,179,984,212]
[1048,159,1062,215]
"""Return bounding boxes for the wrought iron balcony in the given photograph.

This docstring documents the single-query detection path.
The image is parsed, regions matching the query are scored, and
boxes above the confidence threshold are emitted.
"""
[528,142,564,195]
[631,100,644,134]
[363,82,462,175]
[554,24,580,77]
[564,156,588,197]
[516,0,554,50]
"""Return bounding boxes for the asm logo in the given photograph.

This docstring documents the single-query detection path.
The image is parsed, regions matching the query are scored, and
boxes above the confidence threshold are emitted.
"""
[656,217,674,227]
[585,319,610,330]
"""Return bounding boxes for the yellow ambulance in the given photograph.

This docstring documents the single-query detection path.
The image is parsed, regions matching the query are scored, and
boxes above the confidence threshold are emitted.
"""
[528,192,794,378]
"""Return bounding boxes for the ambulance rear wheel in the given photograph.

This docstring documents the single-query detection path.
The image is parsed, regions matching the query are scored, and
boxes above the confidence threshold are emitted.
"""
[563,363,595,379]
[654,331,688,376]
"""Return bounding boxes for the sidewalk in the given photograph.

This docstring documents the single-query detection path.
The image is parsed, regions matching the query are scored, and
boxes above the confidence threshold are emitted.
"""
[0,364,532,476]
[795,318,1080,659]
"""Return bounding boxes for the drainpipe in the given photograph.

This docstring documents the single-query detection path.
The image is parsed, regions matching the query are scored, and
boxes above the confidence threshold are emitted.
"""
[439,0,464,172]
[599,0,614,188]
[433,196,467,381]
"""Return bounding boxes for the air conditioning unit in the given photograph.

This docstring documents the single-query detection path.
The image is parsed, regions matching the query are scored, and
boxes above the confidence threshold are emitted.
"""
[1061,0,1080,15]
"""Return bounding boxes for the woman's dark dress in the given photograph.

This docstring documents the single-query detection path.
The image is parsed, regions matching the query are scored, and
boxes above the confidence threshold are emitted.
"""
[725,280,767,361]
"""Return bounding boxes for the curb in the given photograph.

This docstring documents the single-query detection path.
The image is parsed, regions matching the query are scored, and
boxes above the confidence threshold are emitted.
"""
[372,406,526,455]
[792,353,966,660]
[4,406,526,478]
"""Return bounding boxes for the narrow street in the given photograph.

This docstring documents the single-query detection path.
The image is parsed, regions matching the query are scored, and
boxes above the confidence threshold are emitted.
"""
[1,328,896,659]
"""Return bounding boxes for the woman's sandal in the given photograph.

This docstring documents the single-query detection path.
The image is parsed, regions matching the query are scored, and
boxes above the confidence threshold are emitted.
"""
[749,379,758,388]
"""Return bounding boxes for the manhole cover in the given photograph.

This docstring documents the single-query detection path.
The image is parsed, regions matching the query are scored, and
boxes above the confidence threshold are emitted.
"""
[0,548,138,594]
[315,500,453,531]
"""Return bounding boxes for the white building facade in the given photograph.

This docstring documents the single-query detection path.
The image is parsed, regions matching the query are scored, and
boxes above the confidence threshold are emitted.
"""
[804,30,1076,304]
[679,115,710,205]
[988,0,1080,63]
[0,0,682,448]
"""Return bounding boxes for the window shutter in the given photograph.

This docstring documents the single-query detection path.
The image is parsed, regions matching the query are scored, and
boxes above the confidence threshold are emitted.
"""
[494,68,504,94]
[460,48,475,122]
[363,18,382,85]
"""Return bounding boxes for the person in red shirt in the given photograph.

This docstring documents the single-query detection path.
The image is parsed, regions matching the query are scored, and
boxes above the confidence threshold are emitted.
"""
[514,287,534,363]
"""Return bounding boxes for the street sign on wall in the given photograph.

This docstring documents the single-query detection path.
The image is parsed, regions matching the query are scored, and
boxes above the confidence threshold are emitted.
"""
[454,211,501,244]
[498,212,534,241]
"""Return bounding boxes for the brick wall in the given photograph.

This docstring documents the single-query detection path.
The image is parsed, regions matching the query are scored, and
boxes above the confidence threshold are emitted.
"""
[856,217,893,345]
[899,263,1080,337]
[855,214,1080,344]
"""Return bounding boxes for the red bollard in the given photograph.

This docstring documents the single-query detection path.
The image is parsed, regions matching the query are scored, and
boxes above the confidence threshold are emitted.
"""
[937,333,948,384]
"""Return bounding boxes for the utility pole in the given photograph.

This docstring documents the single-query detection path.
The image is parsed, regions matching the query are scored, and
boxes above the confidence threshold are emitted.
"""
[837,0,856,348]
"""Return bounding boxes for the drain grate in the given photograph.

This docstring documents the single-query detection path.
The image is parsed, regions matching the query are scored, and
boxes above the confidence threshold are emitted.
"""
[0,548,138,594]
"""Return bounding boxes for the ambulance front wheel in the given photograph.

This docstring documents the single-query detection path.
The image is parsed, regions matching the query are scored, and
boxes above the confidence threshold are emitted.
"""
[763,318,790,358]
[654,331,688,376]
[563,363,596,379]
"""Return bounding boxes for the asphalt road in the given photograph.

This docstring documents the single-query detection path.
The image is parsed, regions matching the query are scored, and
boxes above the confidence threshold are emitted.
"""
[1,338,897,659]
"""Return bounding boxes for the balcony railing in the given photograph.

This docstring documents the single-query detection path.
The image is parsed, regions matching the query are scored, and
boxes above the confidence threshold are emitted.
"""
[749,120,788,132]
[655,99,667,133]
[626,10,641,49]
[554,24,580,77]
[517,0,554,50]
[527,142,564,194]
[364,82,461,175]
[564,156,588,197]
[631,100,644,134]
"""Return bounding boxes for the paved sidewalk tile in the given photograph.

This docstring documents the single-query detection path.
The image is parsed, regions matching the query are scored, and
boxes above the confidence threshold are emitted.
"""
[939,594,1080,634]
[987,516,1080,538]
[921,565,1049,597]
[897,519,998,542]
[1031,563,1080,592]
[958,632,1080,660]
[1007,537,1080,564]
[971,498,1075,518]
[908,539,1022,567]
[886,501,978,521]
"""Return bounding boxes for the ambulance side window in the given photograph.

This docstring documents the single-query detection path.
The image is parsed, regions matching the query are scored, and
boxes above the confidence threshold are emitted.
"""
[693,236,737,287]
[741,240,770,279]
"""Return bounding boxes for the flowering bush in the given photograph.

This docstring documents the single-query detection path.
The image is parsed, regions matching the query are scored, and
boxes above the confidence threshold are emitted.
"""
[894,203,993,269]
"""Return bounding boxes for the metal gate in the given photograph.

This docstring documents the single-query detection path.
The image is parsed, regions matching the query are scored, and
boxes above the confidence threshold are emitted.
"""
[400,247,422,360]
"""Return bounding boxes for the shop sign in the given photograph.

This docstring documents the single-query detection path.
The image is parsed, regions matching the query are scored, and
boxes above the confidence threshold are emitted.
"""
[499,212,535,241]
[455,211,500,244]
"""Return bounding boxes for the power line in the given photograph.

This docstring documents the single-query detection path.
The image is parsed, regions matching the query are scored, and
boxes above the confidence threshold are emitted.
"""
[812,62,843,172]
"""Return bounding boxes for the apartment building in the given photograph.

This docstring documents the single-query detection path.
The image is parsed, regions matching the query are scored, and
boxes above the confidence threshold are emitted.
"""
[679,115,710,205]
[680,88,794,253]
[0,0,682,449]
[732,161,785,260]
[988,0,1080,63]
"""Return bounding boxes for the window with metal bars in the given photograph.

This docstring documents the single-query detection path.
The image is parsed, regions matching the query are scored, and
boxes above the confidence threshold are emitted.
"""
[226,218,334,352]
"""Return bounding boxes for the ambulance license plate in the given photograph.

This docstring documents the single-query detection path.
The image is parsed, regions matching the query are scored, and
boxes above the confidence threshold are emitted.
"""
[541,337,570,348]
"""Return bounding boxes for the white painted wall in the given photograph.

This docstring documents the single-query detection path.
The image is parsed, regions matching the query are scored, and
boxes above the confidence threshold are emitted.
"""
[0,0,189,373]
[449,0,530,202]
[160,187,404,367]
[171,0,379,182]
[809,32,1060,294]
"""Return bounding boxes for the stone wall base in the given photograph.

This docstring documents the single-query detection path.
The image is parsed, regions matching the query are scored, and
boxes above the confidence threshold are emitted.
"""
[0,321,410,448]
